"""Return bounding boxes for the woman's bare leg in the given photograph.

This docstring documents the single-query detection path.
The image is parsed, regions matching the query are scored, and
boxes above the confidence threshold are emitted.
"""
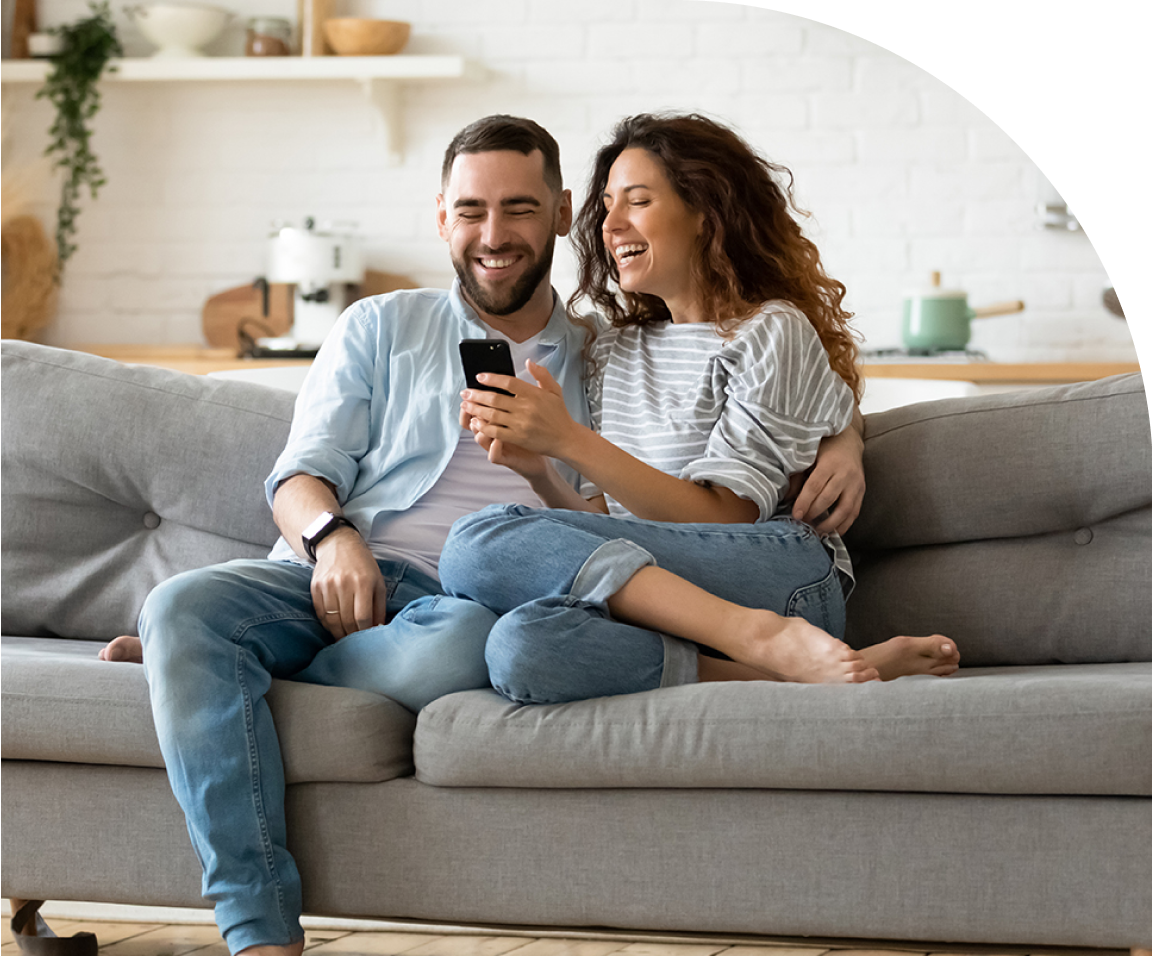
[607,566,878,684]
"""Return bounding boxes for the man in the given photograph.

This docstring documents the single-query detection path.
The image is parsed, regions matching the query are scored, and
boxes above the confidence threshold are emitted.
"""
[115,115,586,956]
[103,115,866,956]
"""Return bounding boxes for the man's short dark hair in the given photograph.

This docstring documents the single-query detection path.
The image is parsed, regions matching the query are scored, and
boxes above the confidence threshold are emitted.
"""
[441,115,563,193]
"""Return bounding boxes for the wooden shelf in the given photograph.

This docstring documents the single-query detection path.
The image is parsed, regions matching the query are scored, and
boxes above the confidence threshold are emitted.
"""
[0,54,467,83]
[0,54,473,162]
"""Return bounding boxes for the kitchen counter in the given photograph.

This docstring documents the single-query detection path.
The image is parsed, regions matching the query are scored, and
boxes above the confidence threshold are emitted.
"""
[71,345,1141,384]
[71,345,313,376]
[861,361,1140,384]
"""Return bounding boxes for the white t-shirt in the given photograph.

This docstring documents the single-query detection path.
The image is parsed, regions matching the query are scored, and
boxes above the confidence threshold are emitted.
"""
[360,329,552,579]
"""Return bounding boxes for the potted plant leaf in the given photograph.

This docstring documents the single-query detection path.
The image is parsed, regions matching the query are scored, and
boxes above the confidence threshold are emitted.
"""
[36,0,122,278]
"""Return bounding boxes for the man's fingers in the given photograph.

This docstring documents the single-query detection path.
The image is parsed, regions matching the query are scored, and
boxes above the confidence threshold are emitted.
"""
[791,471,830,521]
[353,586,375,635]
[812,493,862,536]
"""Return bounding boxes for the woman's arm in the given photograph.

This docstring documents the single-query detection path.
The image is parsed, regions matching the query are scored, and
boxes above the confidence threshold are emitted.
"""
[463,362,757,524]
[465,415,609,514]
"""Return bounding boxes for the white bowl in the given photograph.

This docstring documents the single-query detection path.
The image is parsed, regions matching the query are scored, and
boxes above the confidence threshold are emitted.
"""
[131,2,232,58]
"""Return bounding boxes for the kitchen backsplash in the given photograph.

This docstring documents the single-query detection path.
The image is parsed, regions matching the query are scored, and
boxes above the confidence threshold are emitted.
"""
[4,0,1137,361]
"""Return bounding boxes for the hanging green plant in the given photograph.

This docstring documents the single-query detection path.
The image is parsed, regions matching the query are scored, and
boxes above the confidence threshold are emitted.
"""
[36,0,123,278]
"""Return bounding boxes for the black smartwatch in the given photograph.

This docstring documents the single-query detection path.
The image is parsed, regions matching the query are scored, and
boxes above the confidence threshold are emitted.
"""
[301,511,357,561]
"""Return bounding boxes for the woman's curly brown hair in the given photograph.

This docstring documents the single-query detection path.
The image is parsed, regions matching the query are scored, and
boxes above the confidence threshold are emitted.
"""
[568,112,861,401]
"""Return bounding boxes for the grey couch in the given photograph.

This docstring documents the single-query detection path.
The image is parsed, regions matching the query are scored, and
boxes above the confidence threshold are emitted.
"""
[3,339,1150,949]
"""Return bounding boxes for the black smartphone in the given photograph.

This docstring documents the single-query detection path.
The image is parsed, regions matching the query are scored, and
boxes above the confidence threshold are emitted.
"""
[459,339,516,397]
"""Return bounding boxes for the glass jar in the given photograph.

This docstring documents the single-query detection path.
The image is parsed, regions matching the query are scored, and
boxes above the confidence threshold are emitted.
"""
[245,17,293,56]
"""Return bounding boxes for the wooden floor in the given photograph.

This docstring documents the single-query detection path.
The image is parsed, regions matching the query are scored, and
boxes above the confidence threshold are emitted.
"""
[1,918,1130,956]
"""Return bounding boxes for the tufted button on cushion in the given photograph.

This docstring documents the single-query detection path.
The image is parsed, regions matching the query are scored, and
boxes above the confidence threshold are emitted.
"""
[1074,527,1094,545]
[143,512,161,530]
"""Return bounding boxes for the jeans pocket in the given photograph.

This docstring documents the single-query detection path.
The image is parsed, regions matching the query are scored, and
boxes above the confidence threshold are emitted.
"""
[786,566,846,638]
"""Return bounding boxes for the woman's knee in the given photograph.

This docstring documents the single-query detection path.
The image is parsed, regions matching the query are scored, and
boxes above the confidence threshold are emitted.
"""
[484,603,565,704]
[439,503,540,600]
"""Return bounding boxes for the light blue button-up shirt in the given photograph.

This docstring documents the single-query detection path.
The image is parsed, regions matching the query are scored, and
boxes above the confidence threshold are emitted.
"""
[265,280,590,561]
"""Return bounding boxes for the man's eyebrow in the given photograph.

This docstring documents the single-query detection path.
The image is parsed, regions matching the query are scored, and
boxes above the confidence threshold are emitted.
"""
[452,196,542,209]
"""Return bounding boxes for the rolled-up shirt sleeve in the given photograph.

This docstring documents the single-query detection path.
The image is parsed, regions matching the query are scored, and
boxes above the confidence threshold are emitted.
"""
[679,309,855,520]
[264,303,378,509]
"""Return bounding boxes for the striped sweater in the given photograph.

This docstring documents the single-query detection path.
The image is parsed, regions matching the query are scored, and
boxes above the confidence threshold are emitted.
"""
[584,301,856,582]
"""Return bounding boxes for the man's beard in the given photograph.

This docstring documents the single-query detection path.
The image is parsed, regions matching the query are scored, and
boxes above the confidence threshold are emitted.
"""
[453,234,556,317]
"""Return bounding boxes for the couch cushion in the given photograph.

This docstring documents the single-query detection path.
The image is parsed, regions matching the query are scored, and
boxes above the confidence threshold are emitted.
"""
[1,342,296,639]
[845,374,1152,665]
[414,664,1152,795]
[1,636,416,784]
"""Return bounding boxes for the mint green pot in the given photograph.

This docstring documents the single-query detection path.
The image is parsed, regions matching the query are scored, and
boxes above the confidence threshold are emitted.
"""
[902,292,974,351]
[902,284,1026,352]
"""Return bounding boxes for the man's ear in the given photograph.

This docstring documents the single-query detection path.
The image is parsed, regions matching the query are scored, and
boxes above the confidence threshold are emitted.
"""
[436,194,449,241]
[555,188,573,238]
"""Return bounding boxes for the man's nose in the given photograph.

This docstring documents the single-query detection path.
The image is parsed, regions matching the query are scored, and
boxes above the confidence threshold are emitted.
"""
[481,213,512,250]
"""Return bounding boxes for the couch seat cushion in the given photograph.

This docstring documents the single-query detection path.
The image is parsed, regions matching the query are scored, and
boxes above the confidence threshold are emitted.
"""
[1,636,416,783]
[415,663,1152,796]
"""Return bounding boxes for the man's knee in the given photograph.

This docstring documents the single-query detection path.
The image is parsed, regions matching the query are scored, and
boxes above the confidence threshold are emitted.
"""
[139,564,253,662]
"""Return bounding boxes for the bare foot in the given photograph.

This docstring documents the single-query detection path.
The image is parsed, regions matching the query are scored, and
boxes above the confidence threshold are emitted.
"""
[727,610,879,684]
[98,635,143,664]
[859,634,959,680]
[237,943,304,956]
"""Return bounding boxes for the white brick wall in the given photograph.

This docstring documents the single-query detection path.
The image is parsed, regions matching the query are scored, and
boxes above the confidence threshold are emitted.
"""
[5,0,1135,360]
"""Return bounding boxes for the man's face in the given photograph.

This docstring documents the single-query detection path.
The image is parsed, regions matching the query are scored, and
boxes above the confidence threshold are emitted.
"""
[437,150,572,322]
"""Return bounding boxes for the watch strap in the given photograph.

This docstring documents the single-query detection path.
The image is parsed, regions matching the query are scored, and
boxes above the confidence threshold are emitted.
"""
[304,514,357,561]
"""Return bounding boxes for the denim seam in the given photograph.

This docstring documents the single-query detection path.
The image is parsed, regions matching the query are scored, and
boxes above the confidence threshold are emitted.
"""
[233,640,293,946]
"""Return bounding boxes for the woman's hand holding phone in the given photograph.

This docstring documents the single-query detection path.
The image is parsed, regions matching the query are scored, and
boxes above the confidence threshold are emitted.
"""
[461,359,579,461]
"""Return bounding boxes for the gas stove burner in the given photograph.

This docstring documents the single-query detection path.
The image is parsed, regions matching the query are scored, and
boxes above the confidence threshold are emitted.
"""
[862,348,989,362]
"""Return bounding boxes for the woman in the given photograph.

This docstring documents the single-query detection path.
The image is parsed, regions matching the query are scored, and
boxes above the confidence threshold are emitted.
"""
[438,113,957,703]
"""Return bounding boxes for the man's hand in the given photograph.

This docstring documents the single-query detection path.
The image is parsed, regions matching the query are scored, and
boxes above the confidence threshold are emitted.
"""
[309,527,388,640]
[791,423,866,536]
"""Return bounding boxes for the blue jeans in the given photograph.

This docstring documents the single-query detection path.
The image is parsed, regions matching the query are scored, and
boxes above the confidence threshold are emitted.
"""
[139,557,495,954]
[438,504,845,704]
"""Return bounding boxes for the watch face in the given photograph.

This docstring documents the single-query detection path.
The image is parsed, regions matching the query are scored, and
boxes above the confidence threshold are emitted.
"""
[303,511,336,542]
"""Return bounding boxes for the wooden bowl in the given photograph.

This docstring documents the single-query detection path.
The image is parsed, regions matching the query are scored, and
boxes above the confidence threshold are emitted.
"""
[322,18,410,56]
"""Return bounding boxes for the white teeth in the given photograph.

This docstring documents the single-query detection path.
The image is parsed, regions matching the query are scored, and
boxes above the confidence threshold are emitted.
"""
[615,244,647,261]
[480,258,515,268]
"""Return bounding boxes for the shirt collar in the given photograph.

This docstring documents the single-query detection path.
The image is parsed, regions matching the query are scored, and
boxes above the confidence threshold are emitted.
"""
[449,278,572,347]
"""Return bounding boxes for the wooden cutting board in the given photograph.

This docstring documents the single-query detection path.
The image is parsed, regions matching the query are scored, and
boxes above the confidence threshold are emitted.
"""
[201,271,419,349]
[202,282,294,349]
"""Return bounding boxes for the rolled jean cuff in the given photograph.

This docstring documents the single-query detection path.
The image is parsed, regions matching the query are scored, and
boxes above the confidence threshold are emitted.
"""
[569,538,656,609]
[660,634,700,688]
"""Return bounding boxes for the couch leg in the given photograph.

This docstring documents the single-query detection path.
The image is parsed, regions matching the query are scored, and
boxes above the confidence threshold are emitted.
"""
[9,900,36,936]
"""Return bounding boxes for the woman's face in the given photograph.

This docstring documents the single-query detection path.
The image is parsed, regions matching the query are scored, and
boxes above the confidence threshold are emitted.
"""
[601,148,704,321]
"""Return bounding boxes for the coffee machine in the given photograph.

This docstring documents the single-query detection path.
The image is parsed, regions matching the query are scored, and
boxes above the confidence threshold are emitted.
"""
[251,218,363,356]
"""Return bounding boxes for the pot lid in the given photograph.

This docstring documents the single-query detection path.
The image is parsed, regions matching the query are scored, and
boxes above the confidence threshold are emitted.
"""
[904,270,967,300]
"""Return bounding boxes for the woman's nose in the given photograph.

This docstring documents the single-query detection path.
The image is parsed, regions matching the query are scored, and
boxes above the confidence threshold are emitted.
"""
[603,204,625,233]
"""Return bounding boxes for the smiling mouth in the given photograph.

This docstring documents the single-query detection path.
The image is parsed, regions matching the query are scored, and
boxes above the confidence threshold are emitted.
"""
[472,249,526,277]
[614,243,648,266]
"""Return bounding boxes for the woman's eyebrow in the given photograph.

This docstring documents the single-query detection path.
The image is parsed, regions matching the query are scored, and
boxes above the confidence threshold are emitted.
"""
[603,184,649,199]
